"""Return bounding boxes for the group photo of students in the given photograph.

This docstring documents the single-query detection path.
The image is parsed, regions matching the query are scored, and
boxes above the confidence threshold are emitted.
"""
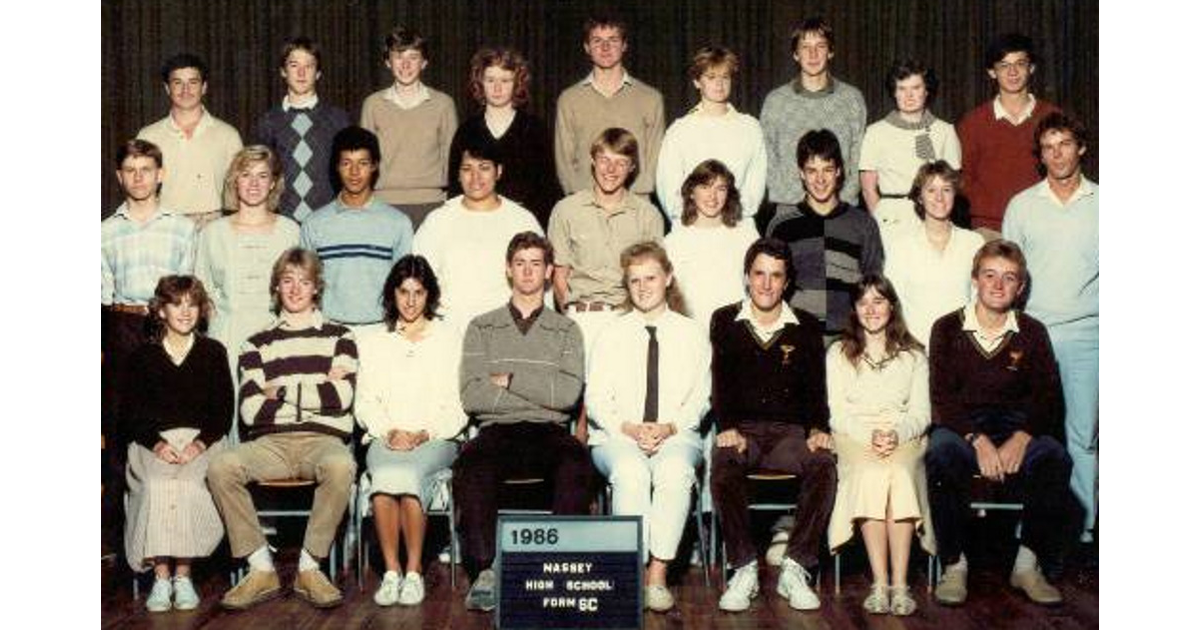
[100,1,1099,627]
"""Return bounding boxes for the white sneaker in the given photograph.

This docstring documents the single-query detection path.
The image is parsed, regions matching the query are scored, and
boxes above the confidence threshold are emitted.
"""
[398,572,426,605]
[374,570,401,606]
[172,576,200,610]
[146,577,173,613]
[777,557,820,610]
[645,584,675,612]
[718,561,759,612]
[764,530,789,566]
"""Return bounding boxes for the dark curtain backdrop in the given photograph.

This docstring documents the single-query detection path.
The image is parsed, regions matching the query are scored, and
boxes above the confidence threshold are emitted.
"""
[101,0,1098,216]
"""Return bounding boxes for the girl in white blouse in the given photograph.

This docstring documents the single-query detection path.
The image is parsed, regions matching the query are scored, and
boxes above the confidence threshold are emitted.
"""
[356,255,467,607]
[586,242,710,613]
[826,274,933,617]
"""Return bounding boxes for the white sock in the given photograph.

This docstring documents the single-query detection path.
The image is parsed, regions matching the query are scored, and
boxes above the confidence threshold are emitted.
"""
[247,545,275,573]
[298,548,321,572]
[1012,545,1037,574]
[945,554,968,574]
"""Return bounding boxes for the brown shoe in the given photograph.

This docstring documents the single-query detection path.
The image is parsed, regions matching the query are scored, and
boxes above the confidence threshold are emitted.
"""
[220,569,282,610]
[294,569,344,608]
[1010,568,1063,605]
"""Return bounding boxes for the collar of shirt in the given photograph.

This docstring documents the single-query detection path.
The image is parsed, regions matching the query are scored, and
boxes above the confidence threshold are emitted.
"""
[583,189,637,216]
[1034,176,1096,208]
[384,82,431,109]
[282,94,320,111]
[791,75,837,96]
[735,298,799,338]
[687,102,739,116]
[508,301,544,333]
[991,93,1038,124]
[113,201,176,222]
[270,308,327,331]
[581,70,636,90]
[332,194,380,213]
[961,302,1019,346]
[166,108,215,137]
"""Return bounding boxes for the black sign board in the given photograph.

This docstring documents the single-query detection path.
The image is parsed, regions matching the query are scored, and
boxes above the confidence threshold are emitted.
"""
[496,515,642,630]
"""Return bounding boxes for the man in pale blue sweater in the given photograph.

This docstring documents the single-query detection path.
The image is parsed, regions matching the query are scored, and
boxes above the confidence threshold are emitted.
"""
[761,17,867,207]
[301,126,413,333]
[1003,112,1098,543]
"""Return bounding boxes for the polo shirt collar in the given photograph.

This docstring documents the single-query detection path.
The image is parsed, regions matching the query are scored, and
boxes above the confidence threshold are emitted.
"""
[1034,176,1096,208]
[581,70,636,89]
[271,308,327,331]
[113,201,175,222]
[167,108,215,136]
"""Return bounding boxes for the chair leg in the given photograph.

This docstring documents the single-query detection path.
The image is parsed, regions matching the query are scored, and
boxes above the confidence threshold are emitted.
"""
[834,552,841,596]
[448,485,458,590]
[694,500,710,588]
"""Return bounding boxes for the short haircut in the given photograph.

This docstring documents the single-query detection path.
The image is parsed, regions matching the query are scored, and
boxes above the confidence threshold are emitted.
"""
[907,160,961,220]
[160,52,208,84]
[619,241,687,314]
[984,32,1040,68]
[583,13,628,42]
[789,16,835,54]
[468,47,531,108]
[458,134,506,168]
[1033,111,1089,176]
[590,127,640,178]
[506,231,554,267]
[680,159,743,227]
[148,275,213,339]
[329,126,382,192]
[688,45,739,81]
[886,58,939,102]
[222,145,284,212]
[115,138,163,169]
[270,247,324,314]
[384,25,428,59]
[796,129,845,191]
[743,236,796,291]
[971,239,1028,285]
[279,35,322,71]
[380,255,442,330]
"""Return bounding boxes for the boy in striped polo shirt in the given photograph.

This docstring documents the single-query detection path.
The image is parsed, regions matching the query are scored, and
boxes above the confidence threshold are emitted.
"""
[208,248,358,611]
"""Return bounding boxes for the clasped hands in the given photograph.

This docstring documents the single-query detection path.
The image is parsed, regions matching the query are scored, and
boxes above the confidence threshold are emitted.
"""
[153,439,206,464]
[386,428,430,451]
[622,421,675,453]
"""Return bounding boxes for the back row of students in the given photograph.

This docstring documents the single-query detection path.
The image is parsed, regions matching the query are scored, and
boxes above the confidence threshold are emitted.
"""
[127,15,1063,241]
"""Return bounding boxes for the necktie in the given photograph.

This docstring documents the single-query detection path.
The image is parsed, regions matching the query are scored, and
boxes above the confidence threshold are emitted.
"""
[643,326,658,423]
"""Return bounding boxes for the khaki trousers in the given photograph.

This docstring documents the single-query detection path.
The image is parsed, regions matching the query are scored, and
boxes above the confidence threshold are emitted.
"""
[207,432,356,559]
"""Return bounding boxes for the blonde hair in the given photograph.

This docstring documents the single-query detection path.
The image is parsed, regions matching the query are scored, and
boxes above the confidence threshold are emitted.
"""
[222,145,284,212]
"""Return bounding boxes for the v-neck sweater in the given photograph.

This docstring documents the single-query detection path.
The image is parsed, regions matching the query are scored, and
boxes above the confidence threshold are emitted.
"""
[709,303,829,432]
[928,307,1064,440]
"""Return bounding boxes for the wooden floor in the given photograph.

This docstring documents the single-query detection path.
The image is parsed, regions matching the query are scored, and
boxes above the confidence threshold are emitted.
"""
[102,542,1098,629]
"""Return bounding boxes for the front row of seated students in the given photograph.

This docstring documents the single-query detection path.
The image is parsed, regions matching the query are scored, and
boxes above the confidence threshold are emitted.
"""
[120,233,1077,616]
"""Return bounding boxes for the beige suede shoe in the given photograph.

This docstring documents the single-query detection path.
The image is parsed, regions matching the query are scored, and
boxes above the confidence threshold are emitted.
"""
[294,569,344,608]
[220,570,282,610]
[1010,568,1063,605]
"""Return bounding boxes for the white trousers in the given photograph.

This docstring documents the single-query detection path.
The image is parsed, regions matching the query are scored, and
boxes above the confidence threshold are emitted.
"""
[592,437,702,562]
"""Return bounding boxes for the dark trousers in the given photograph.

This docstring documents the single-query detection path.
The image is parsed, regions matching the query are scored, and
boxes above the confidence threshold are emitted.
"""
[925,415,1077,566]
[453,422,594,577]
[710,422,836,570]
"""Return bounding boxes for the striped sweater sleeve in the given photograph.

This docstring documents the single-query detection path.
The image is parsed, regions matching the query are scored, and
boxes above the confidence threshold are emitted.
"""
[280,327,358,415]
